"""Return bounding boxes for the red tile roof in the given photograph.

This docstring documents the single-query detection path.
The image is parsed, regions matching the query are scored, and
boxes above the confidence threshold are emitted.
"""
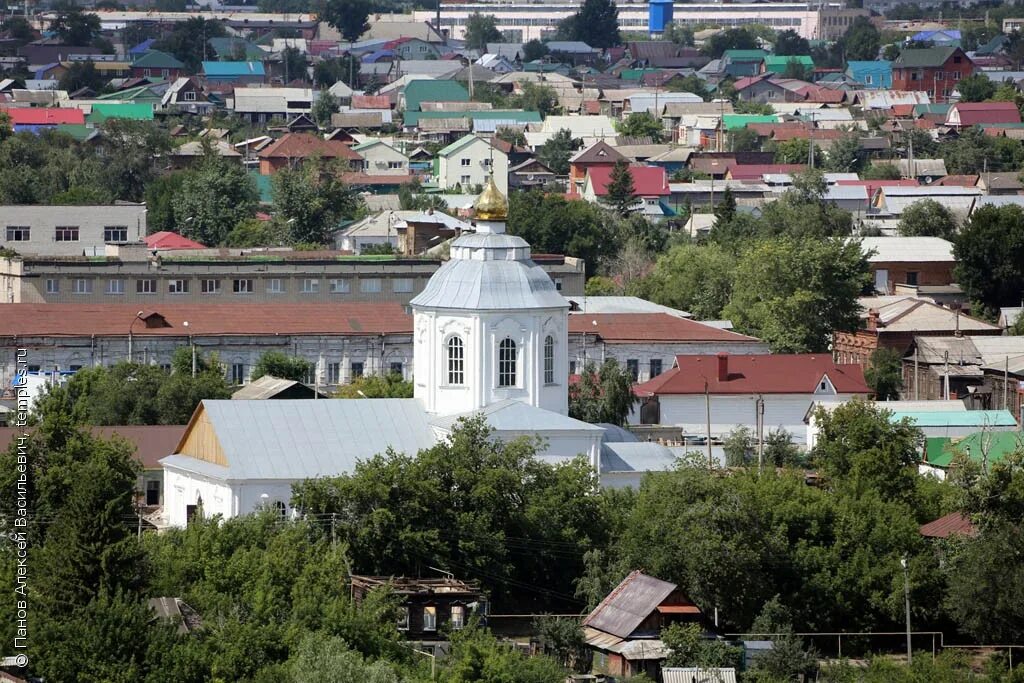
[0,425,183,470]
[919,512,977,539]
[586,164,669,196]
[2,107,85,125]
[634,353,870,396]
[257,133,362,161]
[726,163,807,180]
[351,94,391,110]
[0,303,412,337]
[951,101,1021,126]
[569,313,761,344]
[144,231,206,250]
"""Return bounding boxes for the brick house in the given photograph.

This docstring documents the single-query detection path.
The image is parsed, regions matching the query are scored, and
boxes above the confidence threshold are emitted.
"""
[568,141,625,194]
[859,237,956,294]
[256,133,362,175]
[892,47,974,103]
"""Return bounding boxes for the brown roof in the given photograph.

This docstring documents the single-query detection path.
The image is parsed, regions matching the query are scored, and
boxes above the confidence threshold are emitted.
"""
[570,313,761,343]
[0,425,183,469]
[582,570,684,639]
[0,303,412,337]
[933,174,979,187]
[634,353,871,396]
[330,111,384,129]
[570,140,626,165]
[919,512,977,539]
[257,133,362,161]
[351,94,391,110]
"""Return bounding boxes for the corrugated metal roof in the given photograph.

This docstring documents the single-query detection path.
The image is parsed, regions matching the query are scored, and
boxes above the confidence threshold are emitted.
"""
[919,512,977,538]
[858,236,955,262]
[890,409,1017,428]
[169,399,437,480]
[600,442,676,473]
[231,376,304,400]
[583,570,678,639]
[663,668,738,683]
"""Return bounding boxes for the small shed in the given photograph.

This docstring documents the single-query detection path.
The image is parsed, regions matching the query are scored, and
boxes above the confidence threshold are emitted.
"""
[231,375,329,400]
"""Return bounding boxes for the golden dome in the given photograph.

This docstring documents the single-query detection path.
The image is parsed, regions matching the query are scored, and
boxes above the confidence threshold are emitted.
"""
[474,175,508,221]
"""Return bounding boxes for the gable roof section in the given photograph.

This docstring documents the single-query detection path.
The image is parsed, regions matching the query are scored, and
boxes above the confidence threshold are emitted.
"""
[144,231,207,250]
[569,313,760,343]
[583,570,678,639]
[202,61,265,77]
[949,101,1021,126]
[404,79,468,112]
[919,512,976,539]
[132,50,185,69]
[0,425,183,470]
[570,140,626,164]
[168,399,436,480]
[586,165,669,197]
[257,132,361,160]
[635,354,870,396]
[894,46,961,68]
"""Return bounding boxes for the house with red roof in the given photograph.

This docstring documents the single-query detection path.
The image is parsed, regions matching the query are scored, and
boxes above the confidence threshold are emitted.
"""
[256,132,362,175]
[945,101,1021,129]
[581,165,670,215]
[2,107,85,132]
[725,163,806,181]
[144,231,207,251]
[630,352,870,443]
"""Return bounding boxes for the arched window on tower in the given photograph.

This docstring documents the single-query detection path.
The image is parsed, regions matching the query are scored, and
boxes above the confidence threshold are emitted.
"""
[498,338,517,387]
[543,335,555,384]
[447,336,464,385]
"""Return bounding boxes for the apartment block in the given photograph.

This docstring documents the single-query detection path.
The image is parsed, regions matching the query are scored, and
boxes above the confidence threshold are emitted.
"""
[1,205,149,257]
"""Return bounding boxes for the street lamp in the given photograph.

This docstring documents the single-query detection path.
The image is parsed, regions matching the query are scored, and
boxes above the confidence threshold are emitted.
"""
[901,555,912,665]
[183,321,196,377]
[128,310,145,362]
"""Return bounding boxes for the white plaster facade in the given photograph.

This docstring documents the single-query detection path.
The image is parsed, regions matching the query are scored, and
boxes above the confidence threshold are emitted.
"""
[354,140,411,176]
[437,136,509,194]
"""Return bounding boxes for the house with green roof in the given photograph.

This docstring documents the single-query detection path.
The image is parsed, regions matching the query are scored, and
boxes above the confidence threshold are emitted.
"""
[922,431,1024,476]
[402,79,468,112]
[721,114,778,131]
[86,103,154,123]
[761,55,814,76]
[130,50,186,80]
[722,49,768,78]
[95,84,166,104]
[208,37,266,61]
[436,134,508,193]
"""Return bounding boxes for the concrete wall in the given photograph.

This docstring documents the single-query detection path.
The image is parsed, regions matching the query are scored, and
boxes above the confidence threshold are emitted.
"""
[567,339,771,383]
[0,205,148,257]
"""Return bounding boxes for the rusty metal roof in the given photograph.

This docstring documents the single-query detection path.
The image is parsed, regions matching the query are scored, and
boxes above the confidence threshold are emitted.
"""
[582,570,677,639]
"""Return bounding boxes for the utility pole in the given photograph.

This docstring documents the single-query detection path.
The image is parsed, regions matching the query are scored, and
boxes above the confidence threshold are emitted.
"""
[901,555,912,665]
[705,379,713,470]
[944,350,950,400]
[756,396,765,473]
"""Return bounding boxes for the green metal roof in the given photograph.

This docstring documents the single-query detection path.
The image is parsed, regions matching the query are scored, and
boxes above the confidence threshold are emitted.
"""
[723,49,768,62]
[762,55,814,73]
[620,68,662,81]
[914,103,951,116]
[131,50,185,69]
[404,109,541,127]
[889,410,1018,428]
[404,79,468,112]
[722,114,778,130]
[924,432,1024,468]
[437,133,480,157]
[249,171,272,204]
[893,46,959,68]
[87,103,154,122]
[55,124,99,141]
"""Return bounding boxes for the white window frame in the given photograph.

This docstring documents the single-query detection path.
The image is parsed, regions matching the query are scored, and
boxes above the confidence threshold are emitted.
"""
[267,278,284,294]
[55,226,79,242]
[106,278,126,295]
[72,278,92,294]
[392,278,413,293]
[329,279,350,294]
[360,278,381,293]
[103,226,128,242]
[498,338,517,388]
[168,279,189,294]
[543,335,555,385]
[45,278,59,294]
[201,279,221,294]
[301,278,319,294]
[422,606,437,631]
[447,336,465,385]
[137,279,157,294]
[5,226,30,241]
[233,278,254,294]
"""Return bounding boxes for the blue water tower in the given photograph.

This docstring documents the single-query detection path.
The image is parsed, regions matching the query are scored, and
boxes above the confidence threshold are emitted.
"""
[648,0,674,37]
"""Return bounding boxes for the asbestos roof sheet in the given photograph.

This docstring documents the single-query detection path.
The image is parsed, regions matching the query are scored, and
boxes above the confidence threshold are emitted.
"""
[430,398,604,434]
[858,236,955,262]
[170,399,437,480]
[600,442,677,474]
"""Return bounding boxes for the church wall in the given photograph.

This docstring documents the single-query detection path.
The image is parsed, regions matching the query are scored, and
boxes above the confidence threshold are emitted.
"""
[164,467,234,528]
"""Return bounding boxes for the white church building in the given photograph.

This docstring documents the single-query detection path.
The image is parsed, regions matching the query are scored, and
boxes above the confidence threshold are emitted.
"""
[160,179,674,527]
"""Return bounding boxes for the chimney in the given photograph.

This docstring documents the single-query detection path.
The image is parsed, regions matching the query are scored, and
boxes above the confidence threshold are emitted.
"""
[717,352,729,382]
[866,308,879,331]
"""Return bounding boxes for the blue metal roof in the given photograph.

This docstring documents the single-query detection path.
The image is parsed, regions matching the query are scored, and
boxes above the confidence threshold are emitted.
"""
[202,61,265,77]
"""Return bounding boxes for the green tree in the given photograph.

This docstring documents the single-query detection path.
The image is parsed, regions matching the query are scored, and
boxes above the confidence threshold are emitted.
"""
[559,0,620,49]
[49,1,101,45]
[842,16,881,61]
[143,171,186,234]
[823,130,863,173]
[663,22,694,46]
[313,55,360,88]
[568,359,638,425]
[954,204,1024,313]
[782,58,811,81]
[311,91,339,128]
[58,60,106,93]
[618,111,665,143]
[514,81,560,116]
[729,126,760,153]
[634,242,734,319]
[287,632,401,683]
[224,217,288,247]
[956,73,996,102]
[508,189,619,275]
[322,0,372,42]
[538,128,582,175]
[523,38,549,62]
[862,162,901,180]
[864,347,904,401]
[335,373,414,398]
[723,237,870,353]
[280,45,307,83]
[723,426,754,466]
[463,12,503,51]
[772,137,808,164]
[763,429,804,468]
[773,29,809,56]
[713,186,736,227]
[662,623,742,668]
[98,119,173,202]
[155,349,233,424]
[272,160,363,245]
[174,153,259,246]
[897,198,957,238]
[585,275,619,295]
[155,17,226,73]
[702,27,759,59]
[534,616,588,672]
[496,126,527,147]
[605,159,636,215]
[251,350,312,383]
[446,625,568,681]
